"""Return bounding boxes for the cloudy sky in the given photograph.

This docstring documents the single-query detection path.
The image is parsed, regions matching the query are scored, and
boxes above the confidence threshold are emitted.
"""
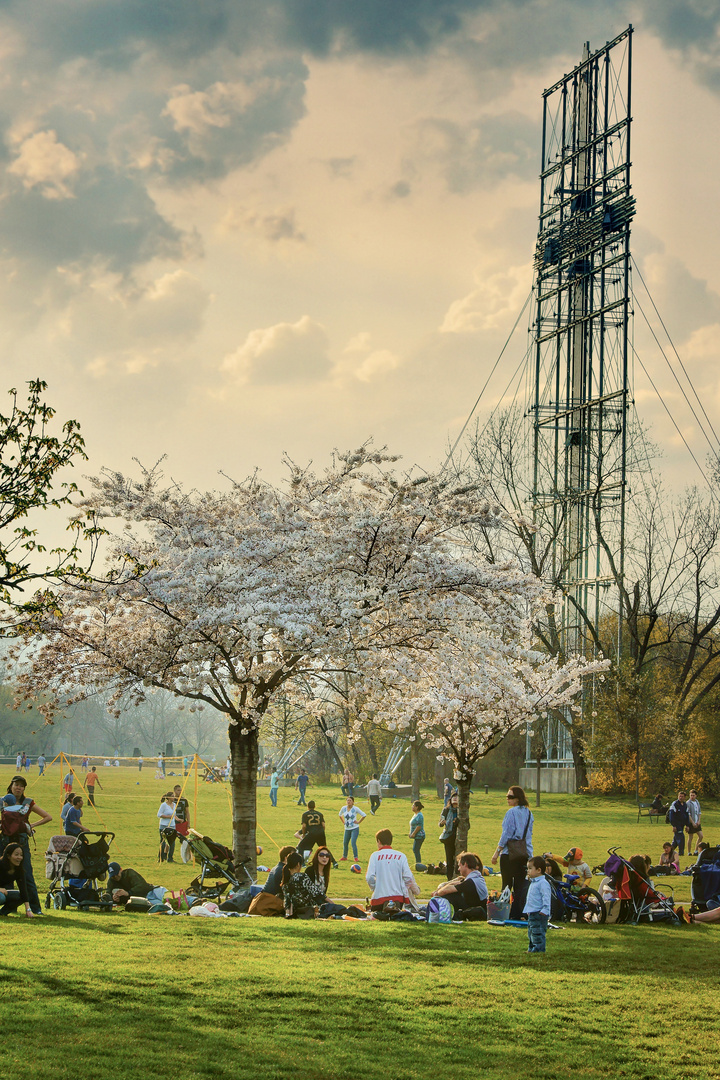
[2,0,719,502]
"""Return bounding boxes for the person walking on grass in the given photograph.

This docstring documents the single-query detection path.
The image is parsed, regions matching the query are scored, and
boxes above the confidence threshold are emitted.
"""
[37,755,46,777]
[63,771,73,795]
[85,767,103,807]
[366,774,382,815]
[270,769,280,807]
[295,769,309,806]
[524,856,552,954]
[338,795,366,862]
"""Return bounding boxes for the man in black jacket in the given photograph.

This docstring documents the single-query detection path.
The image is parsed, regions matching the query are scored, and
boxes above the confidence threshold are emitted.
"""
[106,862,166,904]
[668,792,690,856]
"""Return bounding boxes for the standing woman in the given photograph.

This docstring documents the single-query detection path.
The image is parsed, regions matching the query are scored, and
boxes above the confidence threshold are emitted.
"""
[409,801,426,869]
[438,793,459,879]
[157,793,176,862]
[0,775,53,916]
[338,796,366,862]
[491,785,533,920]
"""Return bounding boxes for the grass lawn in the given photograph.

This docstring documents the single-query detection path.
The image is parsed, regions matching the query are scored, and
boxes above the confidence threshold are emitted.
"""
[3,765,719,1080]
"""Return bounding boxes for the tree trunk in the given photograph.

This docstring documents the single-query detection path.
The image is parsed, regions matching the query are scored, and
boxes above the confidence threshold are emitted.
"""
[229,723,259,876]
[317,718,345,774]
[536,746,542,807]
[570,724,589,791]
[455,776,472,856]
[410,741,420,801]
[363,732,380,773]
[434,757,444,799]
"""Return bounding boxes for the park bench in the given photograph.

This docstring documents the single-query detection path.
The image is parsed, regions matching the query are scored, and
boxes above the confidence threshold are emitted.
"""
[637,803,661,823]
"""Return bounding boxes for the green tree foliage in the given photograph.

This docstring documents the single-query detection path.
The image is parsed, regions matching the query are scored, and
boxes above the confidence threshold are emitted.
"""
[0,379,95,618]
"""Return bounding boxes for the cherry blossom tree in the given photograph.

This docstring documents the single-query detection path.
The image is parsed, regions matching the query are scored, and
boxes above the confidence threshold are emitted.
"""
[11,445,527,870]
[351,616,607,855]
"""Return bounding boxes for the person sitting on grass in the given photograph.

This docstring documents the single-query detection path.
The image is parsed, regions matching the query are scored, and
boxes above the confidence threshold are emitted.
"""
[544,857,563,881]
[106,861,168,906]
[64,796,91,838]
[544,847,592,886]
[652,842,680,875]
[0,843,34,918]
[683,888,720,924]
[304,847,335,904]
[281,852,323,919]
[262,846,296,896]
[365,828,420,912]
[432,851,488,921]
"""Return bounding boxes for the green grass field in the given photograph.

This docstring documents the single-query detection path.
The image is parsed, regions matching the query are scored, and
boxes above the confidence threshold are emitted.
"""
[3,765,720,1080]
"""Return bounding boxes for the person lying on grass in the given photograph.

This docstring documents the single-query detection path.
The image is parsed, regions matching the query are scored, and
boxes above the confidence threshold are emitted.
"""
[431,851,488,921]
[106,861,168,906]
[365,828,420,912]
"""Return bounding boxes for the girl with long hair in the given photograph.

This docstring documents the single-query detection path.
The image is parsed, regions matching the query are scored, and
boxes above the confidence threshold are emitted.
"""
[305,847,334,902]
[0,842,32,917]
[281,852,323,918]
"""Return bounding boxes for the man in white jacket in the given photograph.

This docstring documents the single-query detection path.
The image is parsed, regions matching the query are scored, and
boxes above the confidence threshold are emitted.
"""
[365,829,420,912]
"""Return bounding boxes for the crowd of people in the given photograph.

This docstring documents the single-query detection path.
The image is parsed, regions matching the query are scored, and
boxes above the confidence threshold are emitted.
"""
[0,766,716,941]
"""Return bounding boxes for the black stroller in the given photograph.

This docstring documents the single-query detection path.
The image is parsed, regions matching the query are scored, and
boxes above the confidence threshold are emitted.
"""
[45,831,115,911]
[690,846,720,913]
[161,827,254,899]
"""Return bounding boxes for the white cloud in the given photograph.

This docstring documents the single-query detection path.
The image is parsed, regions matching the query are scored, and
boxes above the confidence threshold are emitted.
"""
[222,315,331,384]
[340,332,402,382]
[52,268,212,376]
[164,81,258,138]
[440,263,531,333]
[7,130,81,199]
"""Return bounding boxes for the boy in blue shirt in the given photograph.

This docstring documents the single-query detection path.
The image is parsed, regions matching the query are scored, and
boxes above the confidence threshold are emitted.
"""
[524,855,552,953]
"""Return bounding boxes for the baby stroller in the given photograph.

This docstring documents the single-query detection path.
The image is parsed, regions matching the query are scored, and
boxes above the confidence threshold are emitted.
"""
[548,876,606,924]
[602,847,680,925]
[690,845,720,914]
[161,828,253,899]
[45,831,115,911]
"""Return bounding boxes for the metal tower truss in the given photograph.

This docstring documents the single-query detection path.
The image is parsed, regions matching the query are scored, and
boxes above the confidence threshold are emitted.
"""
[531,26,634,662]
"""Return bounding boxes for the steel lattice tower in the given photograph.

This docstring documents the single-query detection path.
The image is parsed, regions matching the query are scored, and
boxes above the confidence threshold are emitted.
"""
[526,28,635,774]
